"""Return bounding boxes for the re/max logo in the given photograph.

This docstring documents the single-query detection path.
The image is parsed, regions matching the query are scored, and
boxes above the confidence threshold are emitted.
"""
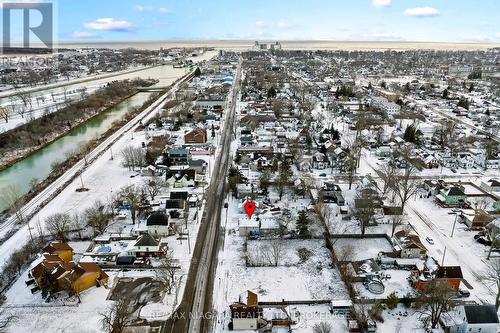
[1,2,53,51]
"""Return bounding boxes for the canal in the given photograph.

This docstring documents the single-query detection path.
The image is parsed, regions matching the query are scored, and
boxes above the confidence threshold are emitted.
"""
[0,63,197,212]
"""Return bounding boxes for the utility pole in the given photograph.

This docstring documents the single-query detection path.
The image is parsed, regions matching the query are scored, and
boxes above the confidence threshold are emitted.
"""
[441,246,447,266]
[450,209,460,237]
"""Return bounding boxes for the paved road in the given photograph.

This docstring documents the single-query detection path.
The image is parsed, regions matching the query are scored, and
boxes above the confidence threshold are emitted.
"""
[161,58,241,333]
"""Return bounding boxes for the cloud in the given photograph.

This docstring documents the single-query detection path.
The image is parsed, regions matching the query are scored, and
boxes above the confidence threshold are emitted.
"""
[254,21,296,30]
[71,31,98,38]
[84,18,133,32]
[496,32,500,39]
[372,0,391,8]
[159,7,172,14]
[404,7,440,17]
[134,4,153,12]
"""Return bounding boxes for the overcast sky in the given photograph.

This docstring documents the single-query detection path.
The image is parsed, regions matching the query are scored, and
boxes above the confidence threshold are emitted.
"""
[4,0,500,43]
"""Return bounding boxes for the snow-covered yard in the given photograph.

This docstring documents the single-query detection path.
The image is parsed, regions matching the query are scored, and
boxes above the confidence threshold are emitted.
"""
[332,237,393,262]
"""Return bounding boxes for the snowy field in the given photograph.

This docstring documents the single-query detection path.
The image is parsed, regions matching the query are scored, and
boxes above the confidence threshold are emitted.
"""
[211,195,349,332]
[332,237,393,262]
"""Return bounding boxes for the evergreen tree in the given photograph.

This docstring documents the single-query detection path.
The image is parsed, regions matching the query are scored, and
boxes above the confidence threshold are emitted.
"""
[267,86,277,99]
[442,88,449,99]
[457,97,470,110]
[296,210,310,237]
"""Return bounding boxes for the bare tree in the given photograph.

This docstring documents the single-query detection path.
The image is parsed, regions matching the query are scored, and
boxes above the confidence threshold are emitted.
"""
[46,212,72,242]
[379,162,398,196]
[121,146,145,171]
[277,210,292,238]
[156,251,179,295]
[353,193,376,235]
[391,165,419,212]
[119,185,142,225]
[344,154,357,190]
[488,228,500,260]
[0,304,16,332]
[16,92,32,118]
[262,239,284,266]
[299,172,315,198]
[0,107,9,123]
[415,280,455,329]
[84,200,110,236]
[390,215,404,237]
[1,185,26,225]
[337,244,355,263]
[312,321,333,333]
[143,176,164,201]
[72,213,86,240]
[481,259,500,310]
[99,298,132,333]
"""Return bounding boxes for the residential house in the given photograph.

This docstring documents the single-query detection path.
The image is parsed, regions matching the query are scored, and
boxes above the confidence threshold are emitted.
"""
[229,290,264,331]
[436,185,467,207]
[312,152,330,170]
[435,266,463,290]
[392,230,427,258]
[43,242,74,262]
[30,254,108,296]
[168,148,190,164]
[125,233,165,258]
[188,159,207,174]
[447,305,499,333]
[185,128,208,144]
[166,170,196,188]
[460,209,494,230]
[146,212,172,237]
[320,182,345,205]
[481,179,500,193]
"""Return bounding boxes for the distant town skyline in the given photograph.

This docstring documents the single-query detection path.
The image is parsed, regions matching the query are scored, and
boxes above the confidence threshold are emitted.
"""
[4,0,500,43]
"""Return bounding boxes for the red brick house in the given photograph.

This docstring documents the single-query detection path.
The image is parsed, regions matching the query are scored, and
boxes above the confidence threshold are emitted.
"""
[185,128,207,144]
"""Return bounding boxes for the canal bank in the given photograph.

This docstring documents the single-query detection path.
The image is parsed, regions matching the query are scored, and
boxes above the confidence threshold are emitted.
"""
[0,91,154,213]
[0,52,215,214]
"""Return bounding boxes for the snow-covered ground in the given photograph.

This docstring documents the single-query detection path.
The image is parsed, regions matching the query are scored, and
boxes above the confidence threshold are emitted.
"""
[211,193,349,332]
[0,53,219,332]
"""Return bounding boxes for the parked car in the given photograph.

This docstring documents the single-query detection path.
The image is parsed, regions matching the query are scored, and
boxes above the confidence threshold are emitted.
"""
[458,289,470,298]
[425,237,434,245]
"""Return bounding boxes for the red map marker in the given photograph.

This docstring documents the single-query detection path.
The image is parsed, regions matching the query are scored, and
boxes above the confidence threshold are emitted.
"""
[244,201,256,218]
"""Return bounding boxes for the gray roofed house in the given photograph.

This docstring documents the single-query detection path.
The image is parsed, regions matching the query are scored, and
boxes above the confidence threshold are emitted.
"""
[447,304,499,333]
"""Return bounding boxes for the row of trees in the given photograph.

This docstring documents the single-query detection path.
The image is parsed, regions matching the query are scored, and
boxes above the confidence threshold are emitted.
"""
[0,79,155,156]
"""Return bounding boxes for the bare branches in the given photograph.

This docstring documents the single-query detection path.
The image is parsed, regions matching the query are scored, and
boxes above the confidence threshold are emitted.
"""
[143,176,165,201]
[312,321,333,333]
[119,185,142,225]
[481,259,500,310]
[100,298,132,333]
[415,280,455,329]
[45,213,72,242]
[391,165,419,211]
[261,239,285,267]
[84,200,110,236]
[121,146,145,171]
[156,251,179,295]
[379,163,398,197]
[1,185,26,225]
[0,107,9,123]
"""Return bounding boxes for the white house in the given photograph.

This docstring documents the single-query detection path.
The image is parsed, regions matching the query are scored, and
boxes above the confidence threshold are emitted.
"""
[447,305,499,333]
